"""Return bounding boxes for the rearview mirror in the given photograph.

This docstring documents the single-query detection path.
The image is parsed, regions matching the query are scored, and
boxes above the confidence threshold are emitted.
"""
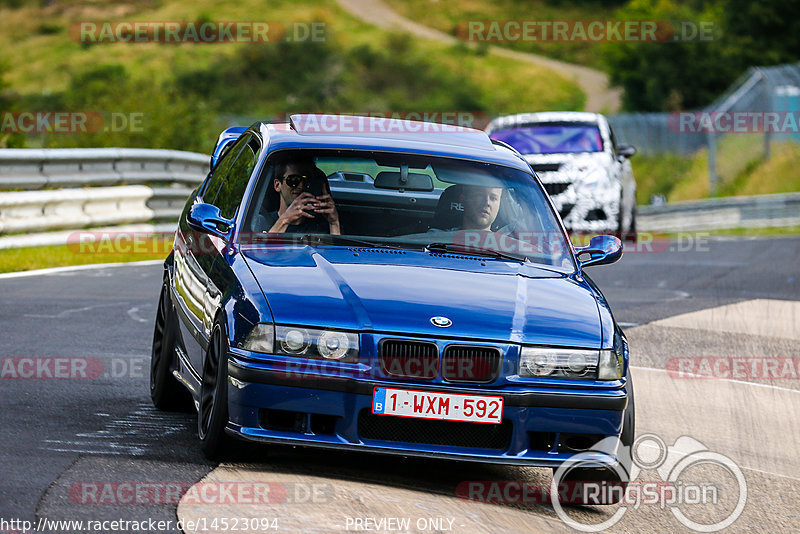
[187,203,233,240]
[374,171,434,192]
[575,235,622,268]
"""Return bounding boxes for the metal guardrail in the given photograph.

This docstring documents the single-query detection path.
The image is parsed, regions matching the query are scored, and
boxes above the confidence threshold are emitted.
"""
[0,148,206,249]
[0,186,194,235]
[639,192,800,233]
[0,148,208,189]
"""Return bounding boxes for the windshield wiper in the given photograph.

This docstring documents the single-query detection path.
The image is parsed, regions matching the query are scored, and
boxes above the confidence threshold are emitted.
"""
[425,242,527,263]
[300,234,409,251]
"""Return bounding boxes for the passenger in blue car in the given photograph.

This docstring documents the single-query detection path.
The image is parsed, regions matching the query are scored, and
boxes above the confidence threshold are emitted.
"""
[266,158,341,234]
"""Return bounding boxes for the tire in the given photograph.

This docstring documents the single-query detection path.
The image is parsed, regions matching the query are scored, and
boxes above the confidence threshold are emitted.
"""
[150,283,192,411]
[624,205,638,244]
[198,320,234,460]
[614,195,625,241]
[554,371,635,505]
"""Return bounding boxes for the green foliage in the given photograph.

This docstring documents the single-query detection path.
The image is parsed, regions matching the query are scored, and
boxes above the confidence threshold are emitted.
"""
[605,0,800,111]
[27,63,220,152]
[175,33,485,116]
[386,0,629,68]
[1,0,584,152]
[0,58,25,148]
[36,22,61,35]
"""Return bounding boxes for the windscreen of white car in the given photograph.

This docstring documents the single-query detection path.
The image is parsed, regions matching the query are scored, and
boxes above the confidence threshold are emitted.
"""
[490,123,603,155]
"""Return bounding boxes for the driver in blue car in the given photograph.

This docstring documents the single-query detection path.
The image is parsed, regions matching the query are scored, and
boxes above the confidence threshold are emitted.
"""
[266,158,341,234]
[461,186,503,231]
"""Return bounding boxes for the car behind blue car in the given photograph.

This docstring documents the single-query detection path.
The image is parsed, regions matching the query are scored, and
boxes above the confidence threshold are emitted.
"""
[150,114,634,501]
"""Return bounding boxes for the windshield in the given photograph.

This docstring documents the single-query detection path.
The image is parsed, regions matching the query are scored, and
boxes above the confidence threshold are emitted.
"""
[490,123,603,155]
[242,150,575,271]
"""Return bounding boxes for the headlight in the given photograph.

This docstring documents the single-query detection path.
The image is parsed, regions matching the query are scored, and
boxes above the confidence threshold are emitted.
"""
[576,168,612,193]
[519,347,598,379]
[241,323,275,353]
[276,325,359,362]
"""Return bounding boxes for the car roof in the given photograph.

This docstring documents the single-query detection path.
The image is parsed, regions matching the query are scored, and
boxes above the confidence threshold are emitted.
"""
[486,112,604,134]
[253,114,530,171]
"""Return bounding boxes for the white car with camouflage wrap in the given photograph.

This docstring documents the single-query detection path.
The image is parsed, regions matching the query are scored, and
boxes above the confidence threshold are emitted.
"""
[486,112,637,240]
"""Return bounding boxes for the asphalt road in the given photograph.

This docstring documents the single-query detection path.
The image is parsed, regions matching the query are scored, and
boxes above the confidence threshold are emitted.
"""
[0,235,798,533]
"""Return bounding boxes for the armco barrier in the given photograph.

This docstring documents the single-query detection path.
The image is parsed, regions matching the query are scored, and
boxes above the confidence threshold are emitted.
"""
[0,148,208,189]
[639,192,800,233]
[0,148,206,249]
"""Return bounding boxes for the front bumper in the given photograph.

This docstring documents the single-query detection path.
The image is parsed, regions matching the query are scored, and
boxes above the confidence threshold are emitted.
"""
[543,179,621,234]
[225,352,628,467]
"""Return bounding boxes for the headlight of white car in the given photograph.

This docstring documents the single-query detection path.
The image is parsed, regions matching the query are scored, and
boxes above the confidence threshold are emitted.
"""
[575,168,613,193]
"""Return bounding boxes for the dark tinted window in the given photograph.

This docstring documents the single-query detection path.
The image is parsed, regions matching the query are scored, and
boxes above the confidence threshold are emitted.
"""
[203,133,250,202]
[213,136,259,219]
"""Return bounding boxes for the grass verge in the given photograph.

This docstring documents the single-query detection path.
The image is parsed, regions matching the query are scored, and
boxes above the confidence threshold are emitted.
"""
[0,240,171,274]
[632,140,800,204]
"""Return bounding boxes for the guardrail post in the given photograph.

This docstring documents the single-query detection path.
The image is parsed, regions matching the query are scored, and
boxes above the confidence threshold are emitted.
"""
[707,131,717,196]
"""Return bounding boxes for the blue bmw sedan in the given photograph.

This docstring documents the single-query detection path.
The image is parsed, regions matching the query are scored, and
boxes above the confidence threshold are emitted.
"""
[150,114,633,496]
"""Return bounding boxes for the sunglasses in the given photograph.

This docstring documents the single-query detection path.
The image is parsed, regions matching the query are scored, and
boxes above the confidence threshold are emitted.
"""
[282,174,309,188]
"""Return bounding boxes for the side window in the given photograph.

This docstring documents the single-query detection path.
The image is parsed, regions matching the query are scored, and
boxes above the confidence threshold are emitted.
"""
[212,136,260,220]
[203,134,251,202]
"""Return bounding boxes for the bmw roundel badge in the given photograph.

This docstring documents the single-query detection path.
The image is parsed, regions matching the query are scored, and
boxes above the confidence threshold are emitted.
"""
[430,316,452,327]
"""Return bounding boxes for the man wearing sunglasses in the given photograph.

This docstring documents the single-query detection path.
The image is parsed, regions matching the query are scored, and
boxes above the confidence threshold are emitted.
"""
[266,159,341,234]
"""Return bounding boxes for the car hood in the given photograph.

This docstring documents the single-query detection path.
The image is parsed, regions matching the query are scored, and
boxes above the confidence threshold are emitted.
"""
[242,246,603,348]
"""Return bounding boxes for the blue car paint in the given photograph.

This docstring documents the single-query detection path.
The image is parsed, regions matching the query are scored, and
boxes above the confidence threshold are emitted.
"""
[166,115,630,467]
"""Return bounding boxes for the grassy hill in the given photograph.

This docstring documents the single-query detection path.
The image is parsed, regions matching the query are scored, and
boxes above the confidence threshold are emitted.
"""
[384,0,626,68]
[0,0,584,153]
[633,139,800,204]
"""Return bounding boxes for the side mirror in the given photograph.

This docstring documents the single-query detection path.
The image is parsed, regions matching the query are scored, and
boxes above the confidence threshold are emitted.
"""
[576,235,622,268]
[187,203,233,240]
[617,144,636,159]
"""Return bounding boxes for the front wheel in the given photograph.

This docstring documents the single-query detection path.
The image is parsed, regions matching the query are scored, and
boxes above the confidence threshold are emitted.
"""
[553,371,635,505]
[623,205,638,244]
[198,321,234,460]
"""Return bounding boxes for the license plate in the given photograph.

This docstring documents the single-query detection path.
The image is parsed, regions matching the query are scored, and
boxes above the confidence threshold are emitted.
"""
[372,387,503,424]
